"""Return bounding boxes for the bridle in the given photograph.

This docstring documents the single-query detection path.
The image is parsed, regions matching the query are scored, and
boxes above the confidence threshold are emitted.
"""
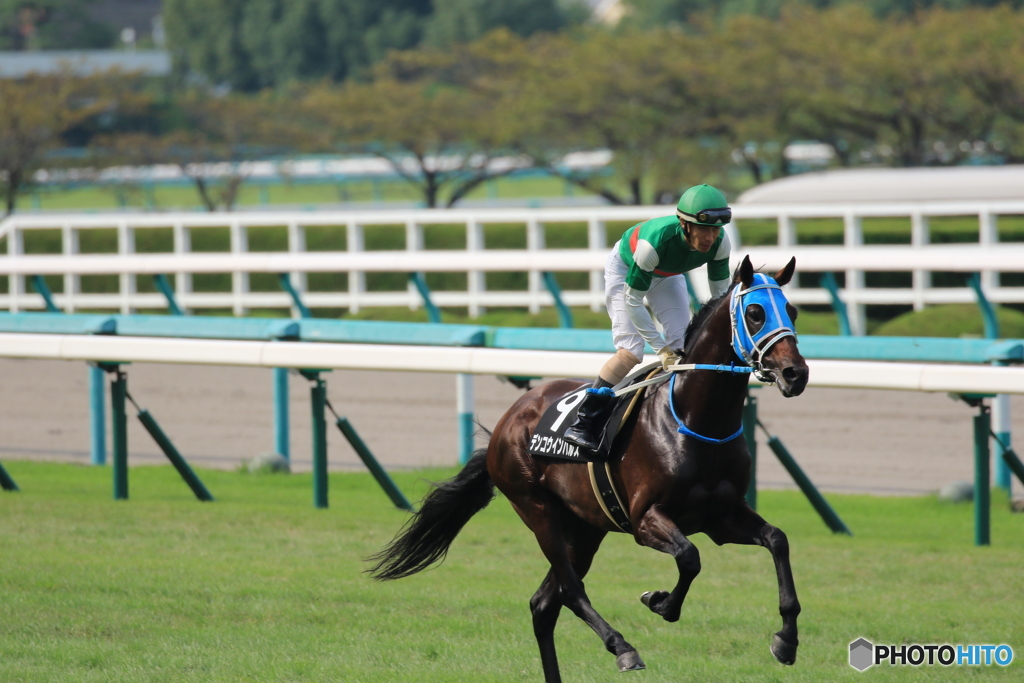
[729,274,796,383]
[608,275,797,444]
[613,274,798,399]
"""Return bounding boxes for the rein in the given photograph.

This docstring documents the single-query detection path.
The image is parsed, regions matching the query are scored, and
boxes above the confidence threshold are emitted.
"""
[666,369,747,444]
[612,275,795,444]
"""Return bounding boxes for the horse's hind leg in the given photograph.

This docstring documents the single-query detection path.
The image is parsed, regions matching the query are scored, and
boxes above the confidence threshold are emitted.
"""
[530,569,564,683]
[517,497,644,680]
[705,504,800,665]
[635,505,701,622]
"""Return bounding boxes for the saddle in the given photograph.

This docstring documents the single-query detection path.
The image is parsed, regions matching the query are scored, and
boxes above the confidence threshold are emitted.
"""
[527,363,663,534]
[526,362,661,463]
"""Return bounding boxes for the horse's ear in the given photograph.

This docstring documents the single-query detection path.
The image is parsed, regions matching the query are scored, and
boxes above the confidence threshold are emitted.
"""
[774,257,796,286]
[735,255,754,288]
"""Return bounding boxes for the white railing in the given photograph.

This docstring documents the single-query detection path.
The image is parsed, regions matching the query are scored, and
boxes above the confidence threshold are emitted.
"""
[2,202,1023,334]
[2,333,1024,394]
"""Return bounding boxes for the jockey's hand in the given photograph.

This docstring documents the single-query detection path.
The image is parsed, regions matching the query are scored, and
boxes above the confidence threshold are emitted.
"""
[658,348,681,371]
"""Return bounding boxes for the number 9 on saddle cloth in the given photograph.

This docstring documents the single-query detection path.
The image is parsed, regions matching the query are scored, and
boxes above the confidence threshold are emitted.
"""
[527,363,660,462]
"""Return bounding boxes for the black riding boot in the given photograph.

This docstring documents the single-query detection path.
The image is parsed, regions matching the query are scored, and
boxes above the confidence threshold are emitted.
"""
[562,378,615,454]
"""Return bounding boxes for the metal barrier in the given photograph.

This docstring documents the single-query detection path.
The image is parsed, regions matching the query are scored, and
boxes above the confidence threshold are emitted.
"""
[2,330,1023,543]
[3,204,1024,330]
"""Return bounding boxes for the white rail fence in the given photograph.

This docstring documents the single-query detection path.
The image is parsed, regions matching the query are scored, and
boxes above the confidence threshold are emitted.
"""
[2,333,1024,395]
[2,203,1023,334]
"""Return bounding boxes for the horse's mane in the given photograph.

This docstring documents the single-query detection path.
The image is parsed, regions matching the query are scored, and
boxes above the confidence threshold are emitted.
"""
[682,264,750,353]
[682,290,730,353]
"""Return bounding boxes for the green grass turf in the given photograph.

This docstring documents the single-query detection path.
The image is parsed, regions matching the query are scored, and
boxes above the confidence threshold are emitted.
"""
[26,175,596,213]
[873,304,1024,339]
[1,461,1021,681]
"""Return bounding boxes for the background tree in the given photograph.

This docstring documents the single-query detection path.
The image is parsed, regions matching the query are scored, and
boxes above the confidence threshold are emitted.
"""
[623,0,1024,27]
[92,91,294,211]
[300,71,530,208]
[0,0,116,50]
[0,73,119,216]
[423,0,574,48]
[785,6,991,167]
[516,29,729,204]
[163,0,433,91]
[950,6,1024,162]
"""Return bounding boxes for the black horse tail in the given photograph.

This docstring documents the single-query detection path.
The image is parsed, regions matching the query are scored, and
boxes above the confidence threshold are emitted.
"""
[367,447,495,581]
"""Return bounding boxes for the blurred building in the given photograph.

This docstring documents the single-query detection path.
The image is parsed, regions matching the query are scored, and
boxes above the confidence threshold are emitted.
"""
[588,0,626,25]
[0,0,166,77]
[86,0,163,45]
[0,50,169,78]
[738,165,1024,205]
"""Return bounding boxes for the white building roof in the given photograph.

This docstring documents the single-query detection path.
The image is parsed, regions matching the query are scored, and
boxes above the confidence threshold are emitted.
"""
[737,165,1024,205]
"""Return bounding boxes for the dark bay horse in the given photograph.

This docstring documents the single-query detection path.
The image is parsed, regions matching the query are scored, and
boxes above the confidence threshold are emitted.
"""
[369,256,809,682]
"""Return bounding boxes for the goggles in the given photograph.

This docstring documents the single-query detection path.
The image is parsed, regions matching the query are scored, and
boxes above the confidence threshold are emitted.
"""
[677,207,732,226]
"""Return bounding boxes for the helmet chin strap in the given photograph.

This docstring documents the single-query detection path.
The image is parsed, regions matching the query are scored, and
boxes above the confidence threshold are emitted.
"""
[729,274,796,384]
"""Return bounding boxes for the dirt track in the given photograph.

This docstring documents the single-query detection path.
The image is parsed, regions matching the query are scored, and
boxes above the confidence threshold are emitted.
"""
[1,357,1019,496]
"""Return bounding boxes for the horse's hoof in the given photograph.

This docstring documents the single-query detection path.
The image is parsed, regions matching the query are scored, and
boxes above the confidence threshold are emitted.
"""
[639,591,679,622]
[616,650,646,672]
[770,633,798,665]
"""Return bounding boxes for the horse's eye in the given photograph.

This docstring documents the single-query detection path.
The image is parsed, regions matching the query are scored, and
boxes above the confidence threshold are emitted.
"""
[746,304,766,331]
[787,303,799,321]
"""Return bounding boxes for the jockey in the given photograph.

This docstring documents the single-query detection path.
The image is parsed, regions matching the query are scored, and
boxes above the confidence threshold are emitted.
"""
[562,184,733,453]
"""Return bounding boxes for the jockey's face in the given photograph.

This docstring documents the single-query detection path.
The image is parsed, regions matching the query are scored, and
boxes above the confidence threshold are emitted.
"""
[681,221,720,253]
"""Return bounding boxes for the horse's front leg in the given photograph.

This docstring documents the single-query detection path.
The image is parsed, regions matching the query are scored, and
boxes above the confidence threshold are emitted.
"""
[635,504,701,622]
[705,504,800,665]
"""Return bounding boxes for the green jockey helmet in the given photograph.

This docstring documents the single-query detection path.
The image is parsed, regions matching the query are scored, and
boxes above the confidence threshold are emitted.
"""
[676,184,732,226]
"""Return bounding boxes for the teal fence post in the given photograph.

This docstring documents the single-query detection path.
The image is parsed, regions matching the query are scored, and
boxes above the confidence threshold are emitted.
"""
[29,275,60,312]
[275,273,314,463]
[992,370,1012,494]
[302,370,329,509]
[742,387,758,510]
[541,272,574,329]
[993,431,1024,487]
[89,364,106,465]
[278,273,313,319]
[967,272,1011,494]
[408,272,442,323]
[335,416,414,510]
[966,273,1000,340]
[974,404,991,546]
[273,368,290,461]
[457,373,475,465]
[109,366,129,500]
[820,272,852,336]
[0,461,18,491]
[153,274,185,316]
[28,280,109,465]
[998,444,1024,487]
[136,409,214,502]
[765,433,852,535]
[407,272,474,463]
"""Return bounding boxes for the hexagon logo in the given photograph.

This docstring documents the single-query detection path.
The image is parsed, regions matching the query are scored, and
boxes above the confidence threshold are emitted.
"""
[850,638,875,671]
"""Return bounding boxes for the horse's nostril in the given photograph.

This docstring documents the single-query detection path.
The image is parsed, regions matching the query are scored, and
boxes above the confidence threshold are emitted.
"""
[782,366,801,383]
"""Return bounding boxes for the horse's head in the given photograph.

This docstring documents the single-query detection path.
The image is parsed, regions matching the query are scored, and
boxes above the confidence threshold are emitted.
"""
[730,256,809,397]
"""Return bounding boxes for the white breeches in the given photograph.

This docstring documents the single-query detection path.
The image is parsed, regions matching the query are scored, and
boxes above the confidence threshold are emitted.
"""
[605,245,692,359]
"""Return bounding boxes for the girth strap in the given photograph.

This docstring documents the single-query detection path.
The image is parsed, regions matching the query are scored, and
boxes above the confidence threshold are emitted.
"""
[588,461,632,533]
[587,367,660,534]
